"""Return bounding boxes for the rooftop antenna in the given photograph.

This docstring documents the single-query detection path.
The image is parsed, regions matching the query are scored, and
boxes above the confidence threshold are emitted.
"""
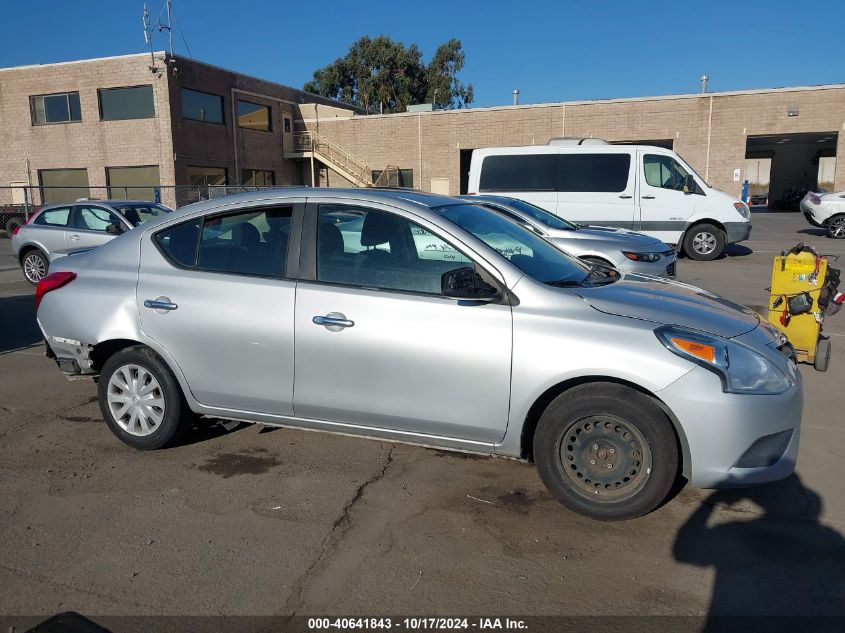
[142,3,162,76]
[700,74,710,93]
[156,0,179,76]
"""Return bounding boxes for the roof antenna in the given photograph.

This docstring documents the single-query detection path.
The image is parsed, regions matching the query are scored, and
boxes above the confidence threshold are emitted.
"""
[142,3,162,77]
[158,0,178,76]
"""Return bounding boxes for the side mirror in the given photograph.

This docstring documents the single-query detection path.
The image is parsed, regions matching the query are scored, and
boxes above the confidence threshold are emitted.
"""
[441,266,499,301]
[683,174,697,194]
[106,222,124,235]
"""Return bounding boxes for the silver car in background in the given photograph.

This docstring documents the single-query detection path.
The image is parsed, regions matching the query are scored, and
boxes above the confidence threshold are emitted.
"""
[463,195,677,277]
[11,199,171,283]
[35,188,802,521]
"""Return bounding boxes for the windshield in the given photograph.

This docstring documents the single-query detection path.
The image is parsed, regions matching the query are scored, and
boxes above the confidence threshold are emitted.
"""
[116,203,172,227]
[495,198,575,230]
[436,203,595,286]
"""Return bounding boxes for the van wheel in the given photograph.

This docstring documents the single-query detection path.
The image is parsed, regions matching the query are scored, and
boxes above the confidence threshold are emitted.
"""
[533,383,679,521]
[684,224,725,260]
[98,346,189,450]
[21,249,48,284]
[827,215,845,239]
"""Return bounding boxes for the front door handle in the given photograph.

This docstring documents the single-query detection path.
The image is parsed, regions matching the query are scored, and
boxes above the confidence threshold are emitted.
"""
[641,195,656,199]
[313,312,354,331]
[618,194,633,199]
[68,234,80,241]
[144,298,178,312]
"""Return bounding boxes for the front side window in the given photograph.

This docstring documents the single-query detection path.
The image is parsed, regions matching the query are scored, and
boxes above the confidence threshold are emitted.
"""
[99,86,155,121]
[237,100,271,131]
[34,207,71,227]
[39,168,89,204]
[116,203,170,227]
[317,205,472,294]
[73,206,121,232]
[182,88,224,124]
[479,155,557,192]
[644,154,691,191]
[558,154,631,192]
[31,92,81,125]
[437,203,590,286]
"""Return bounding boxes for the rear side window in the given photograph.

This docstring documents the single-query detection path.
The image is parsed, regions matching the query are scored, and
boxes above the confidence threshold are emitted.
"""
[34,207,71,227]
[155,220,201,268]
[558,154,631,192]
[479,155,557,192]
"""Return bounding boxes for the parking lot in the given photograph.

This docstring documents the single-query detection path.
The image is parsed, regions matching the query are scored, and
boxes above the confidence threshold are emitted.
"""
[1,211,844,627]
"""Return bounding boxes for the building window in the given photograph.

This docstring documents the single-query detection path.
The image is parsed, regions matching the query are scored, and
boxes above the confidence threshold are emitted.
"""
[371,169,414,188]
[31,92,81,125]
[182,88,224,124]
[241,169,274,187]
[284,117,291,133]
[237,100,271,131]
[187,166,227,187]
[38,168,89,204]
[98,85,155,121]
[106,165,161,201]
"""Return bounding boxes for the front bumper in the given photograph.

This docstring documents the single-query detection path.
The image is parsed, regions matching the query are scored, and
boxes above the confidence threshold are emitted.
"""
[658,364,802,488]
[724,221,752,244]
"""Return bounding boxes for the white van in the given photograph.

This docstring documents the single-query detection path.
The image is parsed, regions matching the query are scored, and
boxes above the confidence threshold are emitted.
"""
[467,140,751,260]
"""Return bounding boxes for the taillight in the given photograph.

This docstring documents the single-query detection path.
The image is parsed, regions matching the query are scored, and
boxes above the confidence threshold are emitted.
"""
[35,271,76,310]
[809,194,822,205]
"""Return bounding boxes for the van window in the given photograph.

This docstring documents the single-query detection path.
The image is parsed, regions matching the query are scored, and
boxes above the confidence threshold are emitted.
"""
[644,154,691,191]
[479,155,557,192]
[558,154,630,192]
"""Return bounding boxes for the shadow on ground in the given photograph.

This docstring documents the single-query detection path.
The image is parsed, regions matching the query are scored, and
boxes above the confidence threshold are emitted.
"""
[674,474,845,629]
[0,294,41,353]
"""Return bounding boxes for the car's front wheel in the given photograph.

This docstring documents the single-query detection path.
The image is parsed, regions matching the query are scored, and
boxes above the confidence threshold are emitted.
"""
[826,215,845,239]
[683,223,725,261]
[533,382,679,521]
[21,249,48,284]
[98,346,189,450]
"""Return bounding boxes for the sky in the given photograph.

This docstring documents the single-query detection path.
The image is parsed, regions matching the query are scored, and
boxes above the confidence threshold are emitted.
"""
[1,0,843,108]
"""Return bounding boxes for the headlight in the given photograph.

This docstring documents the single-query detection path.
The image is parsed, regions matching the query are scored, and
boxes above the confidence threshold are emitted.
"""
[655,326,792,395]
[733,202,750,219]
[622,251,661,263]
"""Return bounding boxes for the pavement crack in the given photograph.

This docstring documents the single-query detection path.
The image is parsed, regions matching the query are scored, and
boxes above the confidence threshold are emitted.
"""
[280,443,395,618]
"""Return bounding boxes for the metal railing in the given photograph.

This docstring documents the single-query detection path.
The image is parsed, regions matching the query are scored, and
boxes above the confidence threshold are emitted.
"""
[293,130,373,187]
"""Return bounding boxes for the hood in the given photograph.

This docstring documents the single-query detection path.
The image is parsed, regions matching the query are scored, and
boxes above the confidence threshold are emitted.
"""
[550,226,667,249]
[571,274,759,338]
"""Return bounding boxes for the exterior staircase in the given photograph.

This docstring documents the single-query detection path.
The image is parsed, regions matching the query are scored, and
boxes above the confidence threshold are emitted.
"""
[289,130,398,188]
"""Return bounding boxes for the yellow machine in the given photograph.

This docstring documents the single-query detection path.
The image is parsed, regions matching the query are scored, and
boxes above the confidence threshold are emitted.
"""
[767,250,831,371]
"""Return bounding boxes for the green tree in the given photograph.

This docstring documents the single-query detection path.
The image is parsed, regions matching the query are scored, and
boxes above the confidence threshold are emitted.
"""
[304,36,473,113]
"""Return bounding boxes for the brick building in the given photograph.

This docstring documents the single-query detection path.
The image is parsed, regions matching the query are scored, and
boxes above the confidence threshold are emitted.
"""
[1,51,843,209]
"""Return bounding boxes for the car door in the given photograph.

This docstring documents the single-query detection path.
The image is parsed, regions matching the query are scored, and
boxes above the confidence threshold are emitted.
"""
[293,200,513,444]
[637,152,697,244]
[555,151,636,228]
[69,205,126,249]
[136,200,303,416]
[29,206,72,253]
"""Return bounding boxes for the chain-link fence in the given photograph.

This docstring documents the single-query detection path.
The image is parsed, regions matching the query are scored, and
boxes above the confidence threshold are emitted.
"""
[0,185,280,234]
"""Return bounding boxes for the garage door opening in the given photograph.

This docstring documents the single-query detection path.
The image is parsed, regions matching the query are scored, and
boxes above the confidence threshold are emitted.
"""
[745,132,837,209]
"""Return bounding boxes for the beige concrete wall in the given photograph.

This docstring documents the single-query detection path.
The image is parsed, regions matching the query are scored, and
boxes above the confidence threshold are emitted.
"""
[0,53,176,205]
[302,86,845,198]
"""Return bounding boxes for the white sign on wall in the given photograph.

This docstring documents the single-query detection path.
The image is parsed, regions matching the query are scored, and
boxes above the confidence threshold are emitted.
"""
[733,168,741,182]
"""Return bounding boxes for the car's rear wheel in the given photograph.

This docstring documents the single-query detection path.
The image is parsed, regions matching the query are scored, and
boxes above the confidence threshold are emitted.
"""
[98,346,189,450]
[827,215,845,239]
[683,223,725,261]
[21,249,48,284]
[533,383,679,521]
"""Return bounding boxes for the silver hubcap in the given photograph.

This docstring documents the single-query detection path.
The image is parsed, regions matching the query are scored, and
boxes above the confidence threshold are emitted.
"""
[107,364,166,436]
[692,231,717,255]
[830,217,845,238]
[23,254,46,282]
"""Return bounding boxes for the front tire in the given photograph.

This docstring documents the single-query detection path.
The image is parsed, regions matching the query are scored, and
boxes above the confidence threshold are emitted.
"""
[98,346,189,450]
[533,383,679,521]
[21,249,48,284]
[826,215,845,239]
[683,223,725,261]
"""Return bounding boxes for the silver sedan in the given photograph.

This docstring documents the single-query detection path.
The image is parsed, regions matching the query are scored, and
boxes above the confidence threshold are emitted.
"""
[463,195,677,277]
[35,188,801,521]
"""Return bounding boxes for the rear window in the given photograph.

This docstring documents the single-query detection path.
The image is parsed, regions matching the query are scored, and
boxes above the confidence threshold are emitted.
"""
[154,220,200,268]
[34,207,71,227]
[558,154,630,192]
[479,155,557,192]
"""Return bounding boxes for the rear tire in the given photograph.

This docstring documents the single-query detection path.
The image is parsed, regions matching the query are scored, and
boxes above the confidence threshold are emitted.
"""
[21,249,48,284]
[533,383,679,521]
[826,215,845,239]
[683,223,725,261]
[98,346,189,450]
[814,339,831,372]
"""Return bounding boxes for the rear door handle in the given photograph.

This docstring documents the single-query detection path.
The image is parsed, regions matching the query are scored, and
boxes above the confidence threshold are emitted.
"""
[618,194,633,199]
[68,234,80,241]
[313,313,354,330]
[144,298,178,311]
[641,195,656,199]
